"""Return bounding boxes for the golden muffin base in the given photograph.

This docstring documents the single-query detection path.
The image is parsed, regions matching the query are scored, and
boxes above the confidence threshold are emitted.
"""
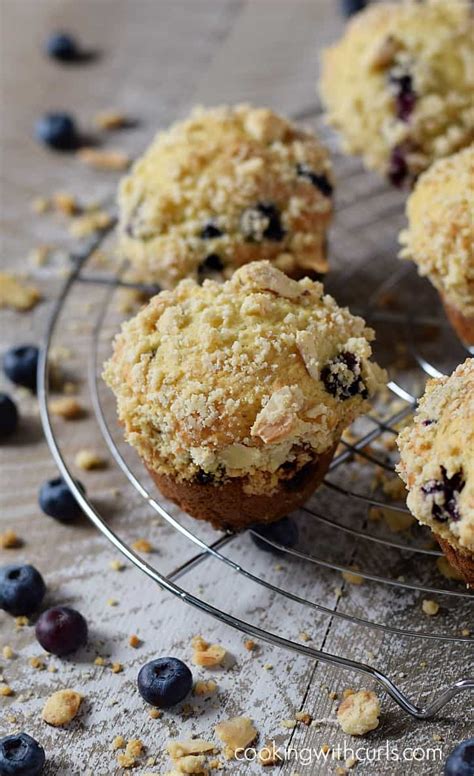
[436,536,474,587]
[441,295,474,347]
[146,444,337,532]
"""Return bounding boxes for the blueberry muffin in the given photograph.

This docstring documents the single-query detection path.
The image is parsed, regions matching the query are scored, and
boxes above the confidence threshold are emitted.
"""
[399,146,474,345]
[103,262,385,530]
[320,0,474,187]
[397,359,474,584]
[118,105,333,288]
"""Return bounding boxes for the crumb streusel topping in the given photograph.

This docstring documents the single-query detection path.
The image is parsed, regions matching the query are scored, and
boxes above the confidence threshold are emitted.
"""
[103,262,385,494]
[397,358,473,554]
[399,145,474,316]
[118,104,333,288]
[320,0,474,186]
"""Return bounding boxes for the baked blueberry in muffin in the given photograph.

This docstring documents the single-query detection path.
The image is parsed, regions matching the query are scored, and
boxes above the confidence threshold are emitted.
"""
[319,0,474,187]
[117,105,334,288]
[104,262,385,530]
[397,358,474,584]
[399,146,474,345]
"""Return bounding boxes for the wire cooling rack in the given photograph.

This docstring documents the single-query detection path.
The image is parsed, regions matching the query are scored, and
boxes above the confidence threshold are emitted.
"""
[37,105,473,721]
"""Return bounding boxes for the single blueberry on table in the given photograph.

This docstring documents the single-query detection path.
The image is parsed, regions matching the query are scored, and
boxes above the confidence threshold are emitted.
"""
[137,657,193,708]
[45,32,79,61]
[0,732,45,776]
[444,739,474,776]
[38,478,85,522]
[35,113,78,150]
[35,606,88,656]
[340,0,368,17]
[251,516,299,555]
[3,346,39,391]
[0,393,19,438]
[0,564,46,617]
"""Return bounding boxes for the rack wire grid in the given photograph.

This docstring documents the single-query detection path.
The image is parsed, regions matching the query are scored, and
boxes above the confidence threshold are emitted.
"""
[37,104,473,722]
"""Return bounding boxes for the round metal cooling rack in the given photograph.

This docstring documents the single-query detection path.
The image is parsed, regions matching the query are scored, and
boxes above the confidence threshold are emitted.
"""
[37,105,473,722]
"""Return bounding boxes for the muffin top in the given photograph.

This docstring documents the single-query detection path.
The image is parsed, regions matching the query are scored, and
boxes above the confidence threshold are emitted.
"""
[118,104,333,288]
[103,262,385,494]
[319,0,474,186]
[397,358,474,555]
[399,146,474,316]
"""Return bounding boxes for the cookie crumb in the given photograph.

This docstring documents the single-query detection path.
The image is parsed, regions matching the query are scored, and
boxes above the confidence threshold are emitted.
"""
[215,717,257,760]
[192,637,226,668]
[75,448,107,470]
[32,197,50,214]
[149,708,162,719]
[15,616,29,628]
[131,538,153,554]
[2,646,14,660]
[112,735,126,750]
[295,711,312,725]
[52,192,80,216]
[263,663,273,671]
[111,662,123,674]
[244,639,257,652]
[42,689,83,726]
[49,397,84,420]
[94,656,107,666]
[0,530,22,549]
[0,684,14,696]
[116,738,145,768]
[341,568,364,585]
[0,272,41,311]
[129,634,142,648]
[69,210,113,238]
[109,559,125,572]
[29,656,46,671]
[281,719,297,729]
[337,690,380,735]
[94,110,130,130]
[259,743,283,766]
[78,147,130,171]
[193,679,217,696]
[107,598,118,607]
[422,599,439,616]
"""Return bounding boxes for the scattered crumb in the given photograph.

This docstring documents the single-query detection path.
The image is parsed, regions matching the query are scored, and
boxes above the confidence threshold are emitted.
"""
[422,599,440,616]
[94,656,107,666]
[341,569,364,585]
[94,110,130,130]
[112,735,126,750]
[109,559,125,572]
[131,538,153,554]
[281,719,297,729]
[111,662,123,674]
[321,744,331,754]
[28,245,51,267]
[107,598,118,607]
[149,708,162,719]
[337,690,381,736]
[49,397,84,420]
[346,754,358,768]
[328,691,338,701]
[259,744,283,766]
[295,711,312,725]
[129,634,142,648]
[0,530,22,549]
[369,506,414,533]
[77,147,130,171]
[15,616,29,628]
[52,192,80,216]
[75,448,107,470]
[263,663,274,671]
[0,272,41,311]
[29,657,46,671]
[215,716,257,760]
[193,679,217,696]
[244,639,257,652]
[69,210,113,238]
[462,629,471,637]
[2,646,14,660]
[0,684,14,696]
[192,635,226,668]
[299,631,311,642]
[116,738,145,768]
[32,196,50,214]
[42,689,83,726]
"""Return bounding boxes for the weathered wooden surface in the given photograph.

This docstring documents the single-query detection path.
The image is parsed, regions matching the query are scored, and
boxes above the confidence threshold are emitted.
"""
[1,2,472,775]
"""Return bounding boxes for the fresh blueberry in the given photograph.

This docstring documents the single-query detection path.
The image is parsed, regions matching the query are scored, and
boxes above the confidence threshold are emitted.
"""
[137,657,193,708]
[35,113,78,150]
[0,733,45,776]
[0,393,19,438]
[241,202,285,242]
[444,739,474,776]
[340,0,368,17]
[38,477,85,522]
[321,351,368,401]
[200,222,223,239]
[0,564,46,617]
[3,346,39,391]
[45,32,79,61]
[251,516,299,555]
[35,606,88,656]
[296,164,333,197]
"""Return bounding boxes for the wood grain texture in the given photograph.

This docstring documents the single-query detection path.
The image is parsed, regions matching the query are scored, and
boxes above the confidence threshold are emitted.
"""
[1,2,472,775]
